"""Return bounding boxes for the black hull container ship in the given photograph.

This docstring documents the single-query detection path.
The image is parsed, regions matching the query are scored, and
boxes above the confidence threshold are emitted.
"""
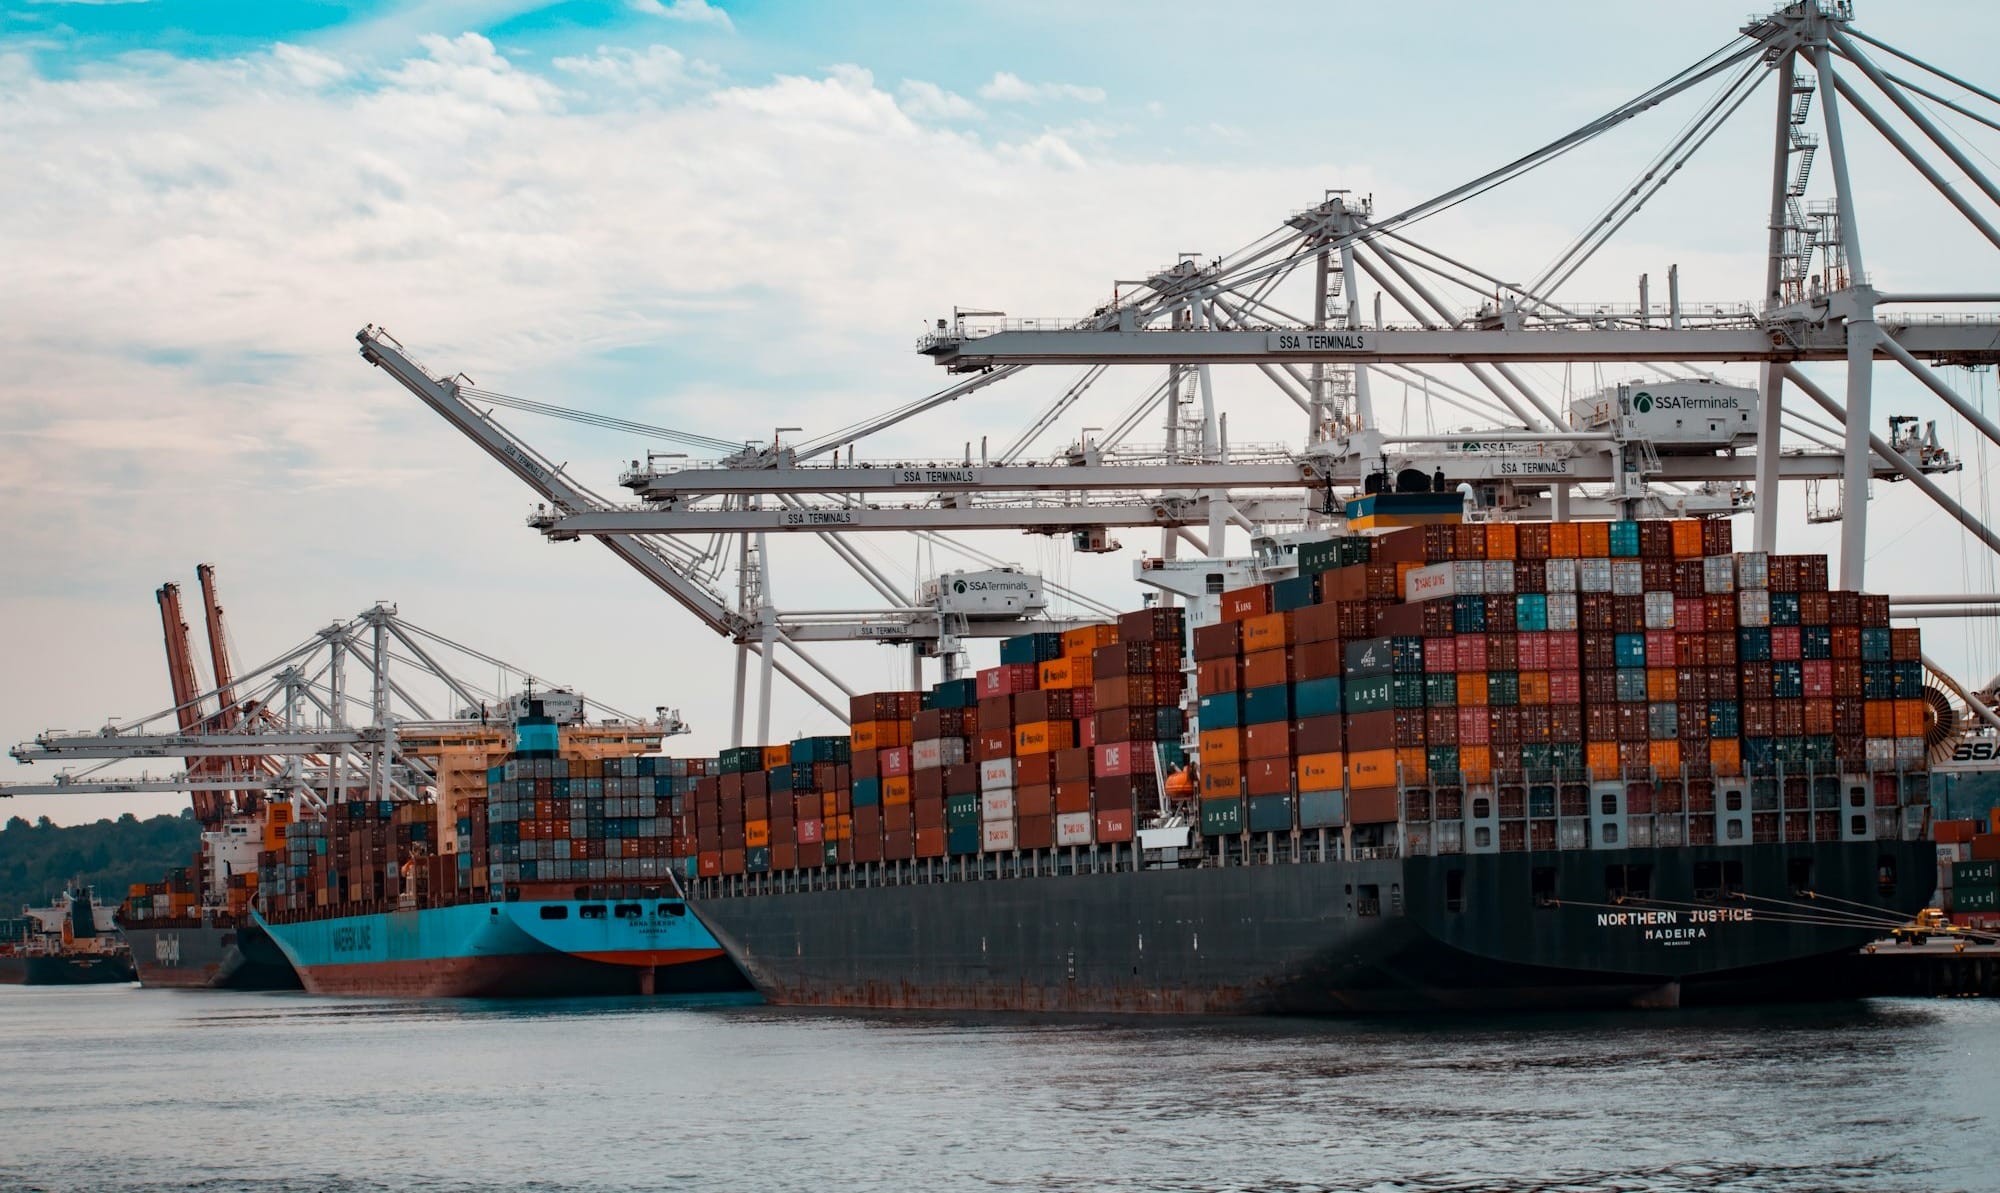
[685,521,1938,1014]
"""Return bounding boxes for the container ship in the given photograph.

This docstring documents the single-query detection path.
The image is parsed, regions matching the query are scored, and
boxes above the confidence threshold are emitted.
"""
[675,519,1938,1013]
[0,885,139,986]
[117,810,302,990]
[254,706,747,998]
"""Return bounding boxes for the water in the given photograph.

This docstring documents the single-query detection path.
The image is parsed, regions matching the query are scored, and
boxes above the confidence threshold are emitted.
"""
[1,986,1995,1193]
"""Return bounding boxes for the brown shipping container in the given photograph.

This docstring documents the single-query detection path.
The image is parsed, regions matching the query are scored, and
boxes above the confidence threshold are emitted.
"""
[1244,720,1295,760]
[1193,621,1243,661]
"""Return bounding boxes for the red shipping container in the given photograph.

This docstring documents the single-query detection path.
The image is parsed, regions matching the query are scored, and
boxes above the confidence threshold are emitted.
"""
[1017,753,1055,787]
[797,819,824,845]
[880,747,911,777]
[1220,586,1271,622]
[915,827,946,858]
[1244,720,1296,760]
[1243,757,1290,795]
[1054,780,1093,814]
[1517,632,1549,671]
[1425,636,1459,673]
[1017,814,1056,851]
[1456,634,1490,672]
[1547,634,1580,670]
[1015,784,1055,819]
[1094,808,1135,843]
[1095,741,1157,776]
[1296,641,1344,680]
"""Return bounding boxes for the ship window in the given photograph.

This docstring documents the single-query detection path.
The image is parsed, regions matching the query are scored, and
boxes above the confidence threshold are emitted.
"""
[1602,822,1619,844]
[1600,793,1618,816]
[1531,866,1558,908]
[579,904,607,920]
[1445,869,1465,913]
[1693,860,1744,900]
[1849,786,1867,808]
[1472,797,1492,820]
[1606,864,1652,901]
[538,906,569,920]
[1725,789,1744,812]
[1726,818,1744,840]
[1788,858,1815,896]
[1851,815,1868,837]
[1356,884,1381,917]
[657,902,686,917]
[614,904,643,919]
[1473,826,1492,849]
[1876,854,1897,896]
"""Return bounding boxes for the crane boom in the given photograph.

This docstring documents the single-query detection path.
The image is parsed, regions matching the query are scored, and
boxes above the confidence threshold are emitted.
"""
[157,582,227,825]
[356,327,749,638]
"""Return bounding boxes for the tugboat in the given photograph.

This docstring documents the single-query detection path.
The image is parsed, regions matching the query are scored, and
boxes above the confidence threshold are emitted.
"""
[0,885,140,985]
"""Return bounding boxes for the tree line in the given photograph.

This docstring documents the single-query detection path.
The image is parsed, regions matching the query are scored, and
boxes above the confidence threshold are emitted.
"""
[1,811,204,924]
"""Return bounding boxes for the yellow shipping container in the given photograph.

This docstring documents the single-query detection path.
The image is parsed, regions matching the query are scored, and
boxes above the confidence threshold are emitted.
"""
[883,775,912,805]
[761,744,791,769]
[1039,658,1076,690]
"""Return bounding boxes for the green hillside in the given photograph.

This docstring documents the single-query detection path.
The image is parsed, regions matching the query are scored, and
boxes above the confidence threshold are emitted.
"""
[0,811,204,919]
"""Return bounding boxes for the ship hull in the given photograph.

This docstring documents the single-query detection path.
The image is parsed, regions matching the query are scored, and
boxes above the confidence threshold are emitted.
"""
[124,920,302,990]
[690,839,1935,1015]
[255,900,749,999]
[0,953,139,986]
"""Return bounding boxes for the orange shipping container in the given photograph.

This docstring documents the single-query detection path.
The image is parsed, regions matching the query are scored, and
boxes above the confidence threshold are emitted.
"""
[1201,764,1244,798]
[1244,721,1294,761]
[1671,519,1704,558]
[1063,624,1118,657]
[882,775,912,805]
[1484,522,1518,560]
[850,720,910,751]
[1397,747,1429,785]
[1015,720,1075,755]
[1457,673,1490,706]
[1518,671,1550,705]
[761,745,792,769]
[1646,668,1677,702]
[1648,740,1681,772]
[1297,752,1344,791]
[1348,748,1398,788]
[1863,701,1895,737]
[1039,658,1076,690]
[1586,742,1621,777]
[1199,728,1245,766]
[1709,738,1742,775]
[1241,612,1293,653]
[1548,523,1581,558]
[1893,699,1925,737]
[1576,521,1610,557]
[1245,757,1291,796]
[745,820,771,848]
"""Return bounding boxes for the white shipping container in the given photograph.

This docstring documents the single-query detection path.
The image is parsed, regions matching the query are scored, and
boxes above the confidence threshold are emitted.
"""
[982,819,1018,852]
[1546,592,1580,632]
[982,788,1017,822]
[1403,562,1459,603]
[1055,812,1094,845]
[1483,560,1515,594]
[1865,738,1897,767]
[1578,558,1614,593]
[1703,555,1736,594]
[1545,558,1578,593]
[1643,592,1676,629]
[911,739,945,770]
[1611,560,1645,596]
[1896,737,1926,767]
[1735,551,1769,590]
[1738,590,1771,628]
[980,758,1016,790]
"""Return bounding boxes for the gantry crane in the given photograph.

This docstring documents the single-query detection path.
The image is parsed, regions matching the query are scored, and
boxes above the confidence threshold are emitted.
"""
[357,2,2000,746]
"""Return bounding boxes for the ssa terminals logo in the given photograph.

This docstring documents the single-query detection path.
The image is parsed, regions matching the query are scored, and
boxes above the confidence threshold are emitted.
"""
[1633,391,1654,414]
[953,580,968,594]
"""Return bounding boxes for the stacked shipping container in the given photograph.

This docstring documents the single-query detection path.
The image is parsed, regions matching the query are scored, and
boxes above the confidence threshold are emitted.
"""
[1190,519,1928,851]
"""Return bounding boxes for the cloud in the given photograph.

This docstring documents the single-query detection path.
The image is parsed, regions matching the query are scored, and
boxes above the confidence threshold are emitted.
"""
[977,71,1104,104]
[553,44,718,91]
[627,0,733,30]
[898,79,980,121]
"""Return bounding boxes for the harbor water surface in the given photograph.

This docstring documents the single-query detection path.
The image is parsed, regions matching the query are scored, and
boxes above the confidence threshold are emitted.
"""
[2,985,1995,1192]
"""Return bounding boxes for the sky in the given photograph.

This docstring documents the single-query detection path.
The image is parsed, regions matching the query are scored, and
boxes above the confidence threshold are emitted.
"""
[7,0,2000,825]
